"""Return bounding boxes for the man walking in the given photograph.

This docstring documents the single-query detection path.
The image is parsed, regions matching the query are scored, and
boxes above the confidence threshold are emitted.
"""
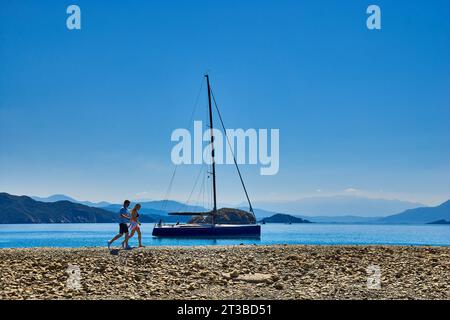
[107,200,131,249]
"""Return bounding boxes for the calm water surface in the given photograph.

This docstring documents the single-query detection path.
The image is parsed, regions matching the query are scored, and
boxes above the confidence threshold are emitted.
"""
[0,223,449,248]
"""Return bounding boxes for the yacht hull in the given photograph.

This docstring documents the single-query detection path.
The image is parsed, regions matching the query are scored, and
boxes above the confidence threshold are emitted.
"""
[152,224,261,238]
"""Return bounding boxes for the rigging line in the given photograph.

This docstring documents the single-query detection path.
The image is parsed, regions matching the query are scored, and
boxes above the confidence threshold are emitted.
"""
[186,163,205,211]
[160,78,205,211]
[194,168,206,211]
[187,79,204,126]
[161,167,177,212]
[210,88,255,217]
[177,162,206,213]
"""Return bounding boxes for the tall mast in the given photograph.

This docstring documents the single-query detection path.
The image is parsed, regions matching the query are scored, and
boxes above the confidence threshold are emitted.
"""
[205,74,217,220]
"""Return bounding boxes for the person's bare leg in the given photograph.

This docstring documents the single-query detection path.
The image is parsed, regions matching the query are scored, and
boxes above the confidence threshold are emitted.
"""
[122,231,132,248]
[137,229,143,247]
[109,233,122,245]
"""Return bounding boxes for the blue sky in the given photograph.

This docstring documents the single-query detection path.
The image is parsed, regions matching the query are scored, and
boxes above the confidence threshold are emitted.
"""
[1,0,449,206]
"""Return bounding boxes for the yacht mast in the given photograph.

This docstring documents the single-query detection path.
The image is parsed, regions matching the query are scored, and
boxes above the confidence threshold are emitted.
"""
[205,74,217,223]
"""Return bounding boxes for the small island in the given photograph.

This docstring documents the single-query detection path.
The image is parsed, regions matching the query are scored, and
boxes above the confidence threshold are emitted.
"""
[259,213,312,224]
[427,219,450,225]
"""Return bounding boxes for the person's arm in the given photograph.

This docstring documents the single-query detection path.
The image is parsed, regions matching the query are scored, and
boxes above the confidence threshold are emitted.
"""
[120,209,130,220]
[120,213,130,220]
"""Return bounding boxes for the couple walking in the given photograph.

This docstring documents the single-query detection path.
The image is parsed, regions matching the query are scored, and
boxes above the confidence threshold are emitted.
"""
[107,200,143,250]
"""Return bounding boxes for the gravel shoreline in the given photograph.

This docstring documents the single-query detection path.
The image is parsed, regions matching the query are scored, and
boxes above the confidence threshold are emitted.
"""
[0,245,449,300]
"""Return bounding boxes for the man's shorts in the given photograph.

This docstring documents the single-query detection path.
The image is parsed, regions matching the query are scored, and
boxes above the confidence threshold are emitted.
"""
[119,223,129,234]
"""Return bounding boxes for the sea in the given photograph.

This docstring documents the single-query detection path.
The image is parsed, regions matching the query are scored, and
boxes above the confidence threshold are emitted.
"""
[0,223,449,248]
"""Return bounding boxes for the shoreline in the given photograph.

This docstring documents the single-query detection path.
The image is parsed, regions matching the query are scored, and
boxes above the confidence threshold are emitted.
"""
[1,245,449,300]
[0,239,450,253]
[2,242,450,250]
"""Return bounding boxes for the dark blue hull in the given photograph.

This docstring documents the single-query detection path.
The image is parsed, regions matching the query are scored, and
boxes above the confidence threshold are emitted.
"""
[152,224,261,238]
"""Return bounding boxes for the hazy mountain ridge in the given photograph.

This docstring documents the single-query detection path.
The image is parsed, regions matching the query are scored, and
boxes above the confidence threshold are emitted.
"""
[31,194,111,208]
[1,192,449,225]
[101,203,193,223]
[29,196,205,223]
[251,195,426,217]
[130,200,206,213]
[379,200,450,224]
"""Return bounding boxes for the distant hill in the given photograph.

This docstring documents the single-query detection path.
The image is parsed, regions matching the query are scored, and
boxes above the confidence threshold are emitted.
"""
[380,200,450,224]
[250,195,425,217]
[32,194,111,208]
[102,200,207,224]
[260,214,311,224]
[101,204,190,223]
[27,195,202,223]
[137,200,207,213]
[0,193,122,223]
[245,207,380,224]
[102,204,167,216]
[427,219,450,225]
[102,201,206,215]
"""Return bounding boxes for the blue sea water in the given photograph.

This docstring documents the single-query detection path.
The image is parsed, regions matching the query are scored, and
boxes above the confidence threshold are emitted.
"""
[0,223,449,248]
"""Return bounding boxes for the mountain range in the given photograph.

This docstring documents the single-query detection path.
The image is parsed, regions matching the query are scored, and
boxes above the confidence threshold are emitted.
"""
[31,194,111,208]
[378,200,450,224]
[1,192,449,224]
[0,193,117,223]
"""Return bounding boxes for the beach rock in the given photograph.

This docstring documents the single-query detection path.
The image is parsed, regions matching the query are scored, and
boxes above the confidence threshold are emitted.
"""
[236,273,272,283]
[274,283,284,290]
[271,274,280,282]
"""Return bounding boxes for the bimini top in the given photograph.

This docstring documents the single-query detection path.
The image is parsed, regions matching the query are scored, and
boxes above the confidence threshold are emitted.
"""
[168,211,213,216]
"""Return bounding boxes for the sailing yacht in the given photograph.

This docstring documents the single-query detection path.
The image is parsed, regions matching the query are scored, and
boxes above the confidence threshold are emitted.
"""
[152,75,261,238]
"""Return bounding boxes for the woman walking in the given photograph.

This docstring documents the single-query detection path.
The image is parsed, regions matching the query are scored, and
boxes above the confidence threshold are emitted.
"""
[122,203,143,248]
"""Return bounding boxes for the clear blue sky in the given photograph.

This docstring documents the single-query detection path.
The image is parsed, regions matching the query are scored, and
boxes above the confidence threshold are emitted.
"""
[1,0,449,206]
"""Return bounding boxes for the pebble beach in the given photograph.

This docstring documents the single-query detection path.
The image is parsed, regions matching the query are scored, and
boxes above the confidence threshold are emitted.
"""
[0,245,449,300]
